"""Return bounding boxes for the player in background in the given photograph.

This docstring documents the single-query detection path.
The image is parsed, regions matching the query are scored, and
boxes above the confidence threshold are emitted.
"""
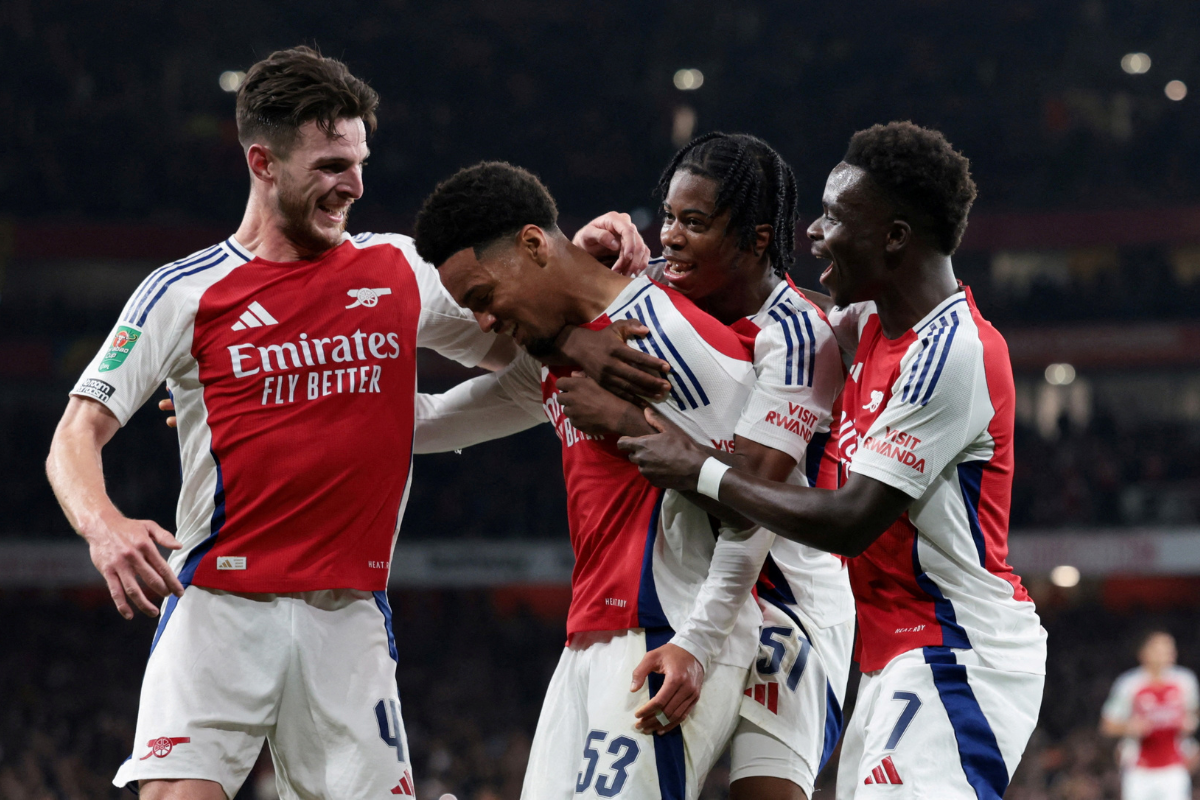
[43,47,529,800]
[412,161,771,800]
[617,122,1047,799]
[562,132,854,800]
[1101,630,1199,800]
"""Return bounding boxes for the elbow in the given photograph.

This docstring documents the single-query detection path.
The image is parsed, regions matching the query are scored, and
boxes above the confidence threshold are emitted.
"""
[830,517,889,559]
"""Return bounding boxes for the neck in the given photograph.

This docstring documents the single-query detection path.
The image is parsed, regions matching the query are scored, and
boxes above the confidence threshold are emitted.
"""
[233,189,332,262]
[874,252,960,339]
[703,257,782,324]
[558,244,634,322]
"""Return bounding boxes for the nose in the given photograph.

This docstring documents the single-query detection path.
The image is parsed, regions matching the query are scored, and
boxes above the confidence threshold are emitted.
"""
[806,217,823,241]
[342,164,364,200]
[660,217,686,252]
[474,311,499,333]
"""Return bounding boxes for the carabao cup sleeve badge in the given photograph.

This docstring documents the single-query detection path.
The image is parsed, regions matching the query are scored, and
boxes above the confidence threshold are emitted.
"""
[99,326,142,372]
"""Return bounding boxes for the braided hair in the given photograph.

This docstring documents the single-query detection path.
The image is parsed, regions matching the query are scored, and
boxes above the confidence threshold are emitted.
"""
[655,132,799,276]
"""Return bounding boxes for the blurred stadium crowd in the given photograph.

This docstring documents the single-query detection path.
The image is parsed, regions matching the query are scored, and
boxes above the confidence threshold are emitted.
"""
[1,590,1195,800]
[5,0,1200,797]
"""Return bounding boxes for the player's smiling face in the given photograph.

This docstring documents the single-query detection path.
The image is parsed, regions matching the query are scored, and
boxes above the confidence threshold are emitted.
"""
[271,118,368,256]
[809,163,893,307]
[438,228,570,356]
[660,171,762,300]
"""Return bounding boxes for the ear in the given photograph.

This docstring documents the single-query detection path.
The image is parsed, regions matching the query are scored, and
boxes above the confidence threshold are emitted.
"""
[752,224,774,258]
[246,143,276,184]
[519,224,554,268]
[884,219,912,256]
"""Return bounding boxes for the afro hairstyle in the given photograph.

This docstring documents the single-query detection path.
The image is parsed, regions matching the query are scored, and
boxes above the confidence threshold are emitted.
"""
[414,161,559,267]
[843,121,977,255]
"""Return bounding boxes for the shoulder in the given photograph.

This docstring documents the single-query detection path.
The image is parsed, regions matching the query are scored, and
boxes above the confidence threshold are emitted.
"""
[894,297,985,407]
[348,232,449,300]
[753,287,838,384]
[123,239,250,327]
[1112,668,1145,692]
[645,279,754,362]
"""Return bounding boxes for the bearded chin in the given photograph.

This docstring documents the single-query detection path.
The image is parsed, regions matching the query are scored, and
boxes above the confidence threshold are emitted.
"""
[276,185,346,255]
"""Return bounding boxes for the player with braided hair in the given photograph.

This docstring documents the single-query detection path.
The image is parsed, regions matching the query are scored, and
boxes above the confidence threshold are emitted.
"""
[565,133,855,800]
[618,121,1047,799]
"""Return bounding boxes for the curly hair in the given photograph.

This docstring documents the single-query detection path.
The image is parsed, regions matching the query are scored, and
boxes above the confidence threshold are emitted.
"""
[843,121,977,255]
[414,161,559,267]
[655,132,799,276]
[236,46,379,156]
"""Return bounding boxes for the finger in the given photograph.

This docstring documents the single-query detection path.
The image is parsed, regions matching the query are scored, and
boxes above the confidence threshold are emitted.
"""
[616,436,641,453]
[104,571,134,620]
[131,548,174,600]
[662,686,699,721]
[644,407,667,433]
[118,569,160,617]
[148,523,183,551]
[157,398,174,411]
[610,344,669,373]
[166,416,177,428]
[608,319,650,340]
[609,365,672,399]
[630,654,657,692]
[145,535,185,597]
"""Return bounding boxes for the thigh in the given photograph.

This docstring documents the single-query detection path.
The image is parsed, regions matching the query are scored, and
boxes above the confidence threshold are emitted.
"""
[113,588,288,799]
[844,649,1043,800]
[736,603,854,793]
[271,590,414,800]
[522,647,589,800]
[573,631,745,800]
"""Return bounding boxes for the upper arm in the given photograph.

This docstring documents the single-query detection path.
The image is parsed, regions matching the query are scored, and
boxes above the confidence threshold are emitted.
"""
[54,396,121,450]
[849,334,989,499]
[735,309,841,470]
[70,266,195,426]
[397,235,497,367]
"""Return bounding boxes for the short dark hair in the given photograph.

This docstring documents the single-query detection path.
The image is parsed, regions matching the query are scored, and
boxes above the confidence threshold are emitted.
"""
[414,161,559,267]
[843,121,977,255]
[656,132,799,276]
[236,46,379,156]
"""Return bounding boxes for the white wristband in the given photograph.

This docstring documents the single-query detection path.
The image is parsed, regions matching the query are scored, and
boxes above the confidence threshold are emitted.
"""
[696,457,731,500]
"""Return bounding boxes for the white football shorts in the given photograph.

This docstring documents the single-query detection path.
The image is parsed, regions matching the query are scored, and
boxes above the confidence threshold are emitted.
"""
[112,586,414,799]
[730,598,855,795]
[836,646,1043,800]
[521,628,747,800]
[1122,764,1191,800]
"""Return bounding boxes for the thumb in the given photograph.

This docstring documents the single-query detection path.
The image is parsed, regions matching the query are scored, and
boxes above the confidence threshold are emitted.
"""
[630,652,660,692]
[610,318,650,341]
[644,406,667,433]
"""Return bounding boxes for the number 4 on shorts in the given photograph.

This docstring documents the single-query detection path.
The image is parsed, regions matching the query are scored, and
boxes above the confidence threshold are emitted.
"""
[375,699,407,762]
[885,691,922,750]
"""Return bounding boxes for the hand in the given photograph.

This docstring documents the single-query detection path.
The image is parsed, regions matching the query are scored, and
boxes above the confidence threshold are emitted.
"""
[556,372,650,437]
[631,643,705,734]
[557,321,672,403]
[617,408,709,491]
[572,211,652,276]
[85,515,185,619]
[158,397,177,428]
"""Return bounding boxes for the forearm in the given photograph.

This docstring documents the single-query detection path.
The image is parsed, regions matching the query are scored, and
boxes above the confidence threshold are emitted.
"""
[415,373,543,454]
[46,405,120,539]
[710,470,905,557]
[671,526,773,671]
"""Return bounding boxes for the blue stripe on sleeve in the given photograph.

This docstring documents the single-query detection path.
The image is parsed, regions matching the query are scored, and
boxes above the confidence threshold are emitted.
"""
[644,296,709,407]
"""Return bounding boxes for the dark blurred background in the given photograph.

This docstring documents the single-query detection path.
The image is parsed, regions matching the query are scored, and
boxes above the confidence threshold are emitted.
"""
[3,1,1200,798]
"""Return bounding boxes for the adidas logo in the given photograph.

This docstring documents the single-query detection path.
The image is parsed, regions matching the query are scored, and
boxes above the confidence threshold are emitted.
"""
[863,755,903,785]
[390,771,415,795]
[231,301,279,331]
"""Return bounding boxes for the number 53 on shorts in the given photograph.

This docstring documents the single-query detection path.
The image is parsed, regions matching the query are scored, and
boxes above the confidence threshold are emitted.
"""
[576,730,641,796]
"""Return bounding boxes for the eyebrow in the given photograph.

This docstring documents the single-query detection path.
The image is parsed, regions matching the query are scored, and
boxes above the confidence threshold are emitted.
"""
[461,282,487,308]
[663,202,716,219]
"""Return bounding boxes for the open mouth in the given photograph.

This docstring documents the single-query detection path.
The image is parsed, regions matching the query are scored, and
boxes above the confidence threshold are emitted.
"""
[819,262,834,284]
[317,203,348,225]
[663,259,696,282]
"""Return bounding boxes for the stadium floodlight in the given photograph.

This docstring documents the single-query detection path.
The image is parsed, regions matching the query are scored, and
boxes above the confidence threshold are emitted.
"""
[673,68,705,91]
[1050,565,1081,588]
[1166,80,1188,101]
[1044,363,1076,386]
[1121,53,1152,75]
[219,70,247,92]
